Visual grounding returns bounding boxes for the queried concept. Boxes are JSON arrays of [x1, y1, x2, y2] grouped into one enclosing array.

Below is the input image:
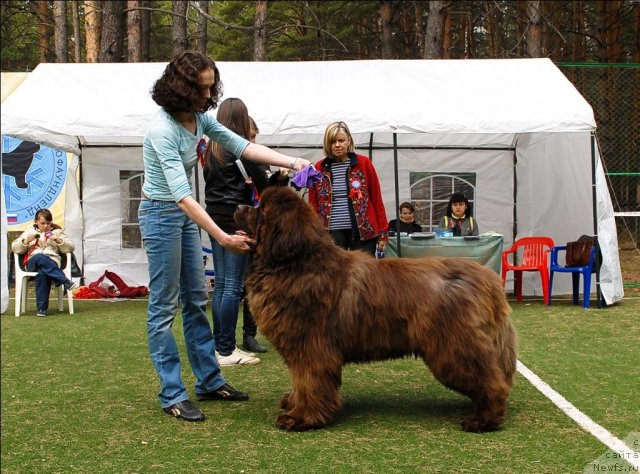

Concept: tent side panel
[[82, 147, 148, 285]]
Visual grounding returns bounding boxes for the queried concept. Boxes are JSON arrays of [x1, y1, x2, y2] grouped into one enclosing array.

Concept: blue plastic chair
[[549, 245, 596, 308]]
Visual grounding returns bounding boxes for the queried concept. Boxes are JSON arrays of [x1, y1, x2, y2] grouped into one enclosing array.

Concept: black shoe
[[63, 280, 78, 291], [242, 335, 268, 353], [196, 383, 249, 401], [162, 400, 205, 422]]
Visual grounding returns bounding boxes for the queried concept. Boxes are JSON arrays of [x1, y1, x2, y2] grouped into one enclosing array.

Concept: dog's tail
[[494, 298, 517, 387]]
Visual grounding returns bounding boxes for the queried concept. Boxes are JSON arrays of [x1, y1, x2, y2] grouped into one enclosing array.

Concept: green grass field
[[2, 296, 638, 473]]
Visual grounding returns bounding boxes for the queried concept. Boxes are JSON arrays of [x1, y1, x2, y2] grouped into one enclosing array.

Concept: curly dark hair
[[151, 51, 223, 113]]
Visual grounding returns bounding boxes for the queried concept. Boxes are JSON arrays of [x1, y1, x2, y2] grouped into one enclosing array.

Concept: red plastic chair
[[501, 236, 555, 304]]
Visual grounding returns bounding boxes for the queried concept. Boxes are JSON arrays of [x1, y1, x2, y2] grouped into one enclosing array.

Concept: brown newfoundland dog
[[235, 186, 516, 432]]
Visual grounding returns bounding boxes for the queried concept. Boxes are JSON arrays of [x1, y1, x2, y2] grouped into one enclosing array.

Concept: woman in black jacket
[[388, 202, 423, 235], [203, 98, 269, 367]]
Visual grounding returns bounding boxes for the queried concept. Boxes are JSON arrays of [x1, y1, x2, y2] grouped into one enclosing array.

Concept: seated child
[[12, 208, 76, 316]]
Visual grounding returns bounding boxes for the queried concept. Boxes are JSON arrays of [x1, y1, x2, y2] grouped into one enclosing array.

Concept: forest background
[[1, 0, 638, 261]]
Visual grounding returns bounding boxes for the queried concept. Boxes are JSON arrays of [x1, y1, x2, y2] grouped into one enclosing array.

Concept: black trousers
[[242, 298, 257, 337], [329, 229, 377, 256]]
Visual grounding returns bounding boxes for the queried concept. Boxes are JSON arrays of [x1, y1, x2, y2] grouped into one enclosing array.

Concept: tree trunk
[[456, 4, 466, 58], [141, 0, 150, 61], [99, 0, 125, 62], [595, 0, 608, 62], [71, 0, 82, 62], [172, 1, 189, 56], [465, 1, 475, 58], [84, 0, 101, 63], [53, 0, 69, 63], [486, 0, 497, 58], [380, 1, 393, 59], [525, 0, 542, 57], [516, 0, 527, 57], [424, 0, 445, 59], [127, 0, 142, 62], [400, 4, 414, 57], [635, 1, 640, 63], [34, 1, 54, 63], [414, 1, 425, 58], [254, 0, 268, 61], [606, 0, 624, 62], [196, 0, 209, 54], [442, 5, 451, 59]]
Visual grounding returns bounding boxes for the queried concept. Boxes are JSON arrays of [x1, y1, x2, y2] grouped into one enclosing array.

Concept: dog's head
[[234, 186, 332, 265]]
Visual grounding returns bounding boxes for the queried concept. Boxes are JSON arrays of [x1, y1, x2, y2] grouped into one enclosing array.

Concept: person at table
[[388, 202, 423, 235], [438, 193, 479, 236]]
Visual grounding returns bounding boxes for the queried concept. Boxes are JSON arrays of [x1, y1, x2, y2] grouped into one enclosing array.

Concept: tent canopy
[[0, 58, 623, 304], [1, 58, 596, 152]]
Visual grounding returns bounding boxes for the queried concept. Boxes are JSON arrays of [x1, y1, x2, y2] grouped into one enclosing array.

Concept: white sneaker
[[215, 347, 255, 357], [235, 347, 256, 357], [217, 348, 261, 366]]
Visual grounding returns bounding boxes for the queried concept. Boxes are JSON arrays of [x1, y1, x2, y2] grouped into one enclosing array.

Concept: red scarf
[[23, 236, 39, 267]]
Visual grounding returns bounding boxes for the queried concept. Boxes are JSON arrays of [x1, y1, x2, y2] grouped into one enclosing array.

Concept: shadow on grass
[[338, 391, 471, 426]]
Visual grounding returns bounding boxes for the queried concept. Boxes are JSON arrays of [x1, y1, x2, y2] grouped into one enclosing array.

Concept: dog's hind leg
[[275, 363, 343, 431], [460, 376, 510, 432], [425, 353, 511, 432]]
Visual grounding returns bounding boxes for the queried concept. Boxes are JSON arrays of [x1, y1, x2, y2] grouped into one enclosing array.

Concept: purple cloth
[[291, 165, 322, 190]]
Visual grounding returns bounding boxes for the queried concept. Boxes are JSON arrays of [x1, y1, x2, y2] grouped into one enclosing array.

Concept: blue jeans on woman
[[26, 253, 70, 314], [210, 236, 249, 356], [138, 199, 227, 408]]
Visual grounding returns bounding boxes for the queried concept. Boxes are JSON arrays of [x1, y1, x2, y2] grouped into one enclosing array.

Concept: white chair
[[13, 252, 75, 317]]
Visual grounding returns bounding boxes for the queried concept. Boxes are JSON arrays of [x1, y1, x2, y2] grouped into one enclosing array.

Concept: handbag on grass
[[88, 270, 149, 298], [565, 235, 595, 267]]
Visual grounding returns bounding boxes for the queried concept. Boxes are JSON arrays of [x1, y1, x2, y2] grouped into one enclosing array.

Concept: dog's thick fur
[[235, 186, 517, 432]]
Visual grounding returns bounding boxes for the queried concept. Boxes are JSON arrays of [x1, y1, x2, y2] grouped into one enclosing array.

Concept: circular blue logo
[[2, 136, 67, 224]]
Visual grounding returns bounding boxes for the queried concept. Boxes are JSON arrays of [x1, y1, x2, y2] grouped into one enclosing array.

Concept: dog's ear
[[258, 187, 321, 264]]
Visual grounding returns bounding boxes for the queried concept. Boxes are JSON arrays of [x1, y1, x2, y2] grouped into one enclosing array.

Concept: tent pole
[[512, 149, 518, 250], [393, 133, 401, 258], [591, 132, 603, 308], [77, 145, 85, 286]]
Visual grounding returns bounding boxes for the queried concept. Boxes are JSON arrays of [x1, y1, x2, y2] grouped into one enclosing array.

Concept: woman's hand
[[290, 158, 311, 171], [221, 233, 253, 254]]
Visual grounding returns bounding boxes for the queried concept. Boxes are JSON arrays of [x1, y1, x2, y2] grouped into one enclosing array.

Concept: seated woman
[[11, 208, 76, 317], [438, 193, 479, 236], [388, 202, 423, 234]]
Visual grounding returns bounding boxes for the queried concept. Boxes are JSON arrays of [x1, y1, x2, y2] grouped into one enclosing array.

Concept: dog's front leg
[[275, 363, 343, 431], [279, 391, 294, 410]]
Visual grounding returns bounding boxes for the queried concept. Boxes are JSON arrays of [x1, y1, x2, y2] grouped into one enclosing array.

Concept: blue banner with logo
[[2, 136, 68, 228]]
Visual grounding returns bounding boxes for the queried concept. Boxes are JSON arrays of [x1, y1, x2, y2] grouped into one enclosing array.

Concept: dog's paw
[[276, 413, 311, 431], [279, 392, 294, 410], [461, 416, 501, 433]]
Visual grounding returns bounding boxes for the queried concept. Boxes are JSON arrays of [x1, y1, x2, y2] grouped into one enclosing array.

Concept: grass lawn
[[2, 296, 638, 473]]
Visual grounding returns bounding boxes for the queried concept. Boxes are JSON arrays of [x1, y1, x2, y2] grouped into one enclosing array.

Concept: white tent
[[1, 72, 30, 313], [1, 58, 623, 304]]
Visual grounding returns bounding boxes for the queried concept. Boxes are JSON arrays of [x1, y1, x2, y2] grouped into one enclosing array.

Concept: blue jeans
[[26, 253, 69, 313], [210, 236, 248, 356], [138, 199, 226, 408]]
